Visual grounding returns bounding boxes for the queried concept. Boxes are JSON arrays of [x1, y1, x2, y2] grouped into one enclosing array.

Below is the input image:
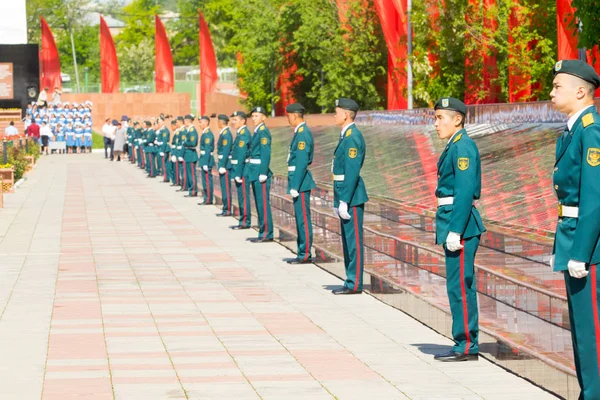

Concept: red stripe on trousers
[[353, 207, 361, 291], [591, 265, 600, 374], [191, 166, 196, 195], [460, 239, 471, 354], [262, 181, 268, 238], [205, 170, 211, 202], [242, 178, 247, 226], [301, 192, 309, 261], [225, 171, 231, 211]]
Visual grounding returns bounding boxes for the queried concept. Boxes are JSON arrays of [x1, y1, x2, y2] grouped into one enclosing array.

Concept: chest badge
[[222, 139, 227, 145], [205, 138, 210, 143], [261, 137, 268, 145], [298, 141, 306, 150], [239, 140, 245, 148], [457, 157, 469, 170], [587, 148, 600, 166], [348, 148, 357, 158]]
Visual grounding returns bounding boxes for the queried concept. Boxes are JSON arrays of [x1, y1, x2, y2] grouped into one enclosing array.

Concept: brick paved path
[[0, 155, 557, 399]]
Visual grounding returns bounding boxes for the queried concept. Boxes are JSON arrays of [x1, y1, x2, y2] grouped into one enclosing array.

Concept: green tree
[[572, 0, 600, 52], [56, 25, 100, 83], [117, 37, 155, 83], [117, 0, 161, 48]]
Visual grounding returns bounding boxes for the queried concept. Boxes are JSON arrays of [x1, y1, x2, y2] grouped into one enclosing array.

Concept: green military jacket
[[157, 126, 170, 154], [553, 106, 600, 271], [144, 129, 157, 153], [171, 127, 181, 158], [182, 125, 198, 162], [199, 128, 215, 168], [217, 127, 233, 170], [287, 122, 316, 194], [134, 128, 144, 148], [434, 129, 486, 245], [245, 122, 272, 182], [332, 123, 369, 207], [127, 127, 134, 145], [231, 126, 251, 179]]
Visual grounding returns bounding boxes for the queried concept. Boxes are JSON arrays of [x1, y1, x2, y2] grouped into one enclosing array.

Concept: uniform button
[[559, 219, 563, 223], [554, 167, 558, 172], [554, 185, 559, 190]]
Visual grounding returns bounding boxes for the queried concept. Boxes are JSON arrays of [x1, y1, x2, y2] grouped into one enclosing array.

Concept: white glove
[[171, 155, 177, 162], [334, 208, 339, 217], [219, 167, 226, 174], [338, 201, 351, 220], [234, 176, 242, 183], [202, 165, 208, 172], [549, 255, 555, 269], [290, 189, 299, 198], [159, 152, 164, 156], [259, 174, 267, 183], [178, 157, 183, 162], [568, 260, 588, 279], [445, 232, 464, 252]]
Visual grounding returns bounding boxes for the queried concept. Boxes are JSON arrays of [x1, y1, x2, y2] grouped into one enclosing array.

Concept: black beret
[[250, 106, 267, 115], [218, 114, 229, 122], [184, 114, 195, 121], [200, 115, 210, 122], [335, 98, 359, 112], [231, 110, 247, 119], [176, 116, 184, 122], [553, 59, 600, 89], [170, 120, 177, 125], [434, 97, 467, 116], [134, 121, 140, 126], [285, 103, 305, 113]]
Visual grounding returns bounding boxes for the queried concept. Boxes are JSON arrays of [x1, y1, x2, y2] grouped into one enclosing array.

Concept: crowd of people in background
[[22, 98, 94, 155]]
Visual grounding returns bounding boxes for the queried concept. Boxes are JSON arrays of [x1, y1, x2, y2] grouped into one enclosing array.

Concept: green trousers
[[180, 161, 187, 189], [186, 161, 197, 195], [341, 204, 365, 291], [145, 152, 155, 177], [219, 170, 232, 214], [252, 178, 273, 240], [444, 236, 480, 355], [201, 168, 214, 204], [137, 147, 143, 168], [293, 191, 312, 260], [235, 177, 251, 228], [155, 153, 162, 176], [565, 266, 600, 400], [129, 145, 135, 163]]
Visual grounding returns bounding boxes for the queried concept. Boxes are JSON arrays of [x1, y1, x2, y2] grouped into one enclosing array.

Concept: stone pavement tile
[[41, 378, 113, 400], [184, 381, 260, 399], [250, 380, 333, 400], [113, 383, 186, 400], [322, 380, 410, 400]]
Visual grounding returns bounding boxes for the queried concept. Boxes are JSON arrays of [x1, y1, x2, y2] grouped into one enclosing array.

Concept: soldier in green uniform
[[198, 115, 215, 205], [216, 114, 233, 217], [285, 103, 316, 263], [153, 120, 162, 177], [172, 116, 184, 187], [331, 98, 368, 295], [144, 121, 157, 177], [432, 97, 485, 362], [167, 119, 177, 184], [549, 59, 600, 399], [134, 121, 144, 169], [156, 118, 171, 183], [127, 121, 135, 163], [247, 106, 274, 242], [229, 111, 252, 230], [182, 115, 199, 197]]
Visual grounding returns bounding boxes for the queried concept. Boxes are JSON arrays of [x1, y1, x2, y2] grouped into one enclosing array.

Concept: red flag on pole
[[100, 15, 120, 93], [198, 11, 218, 116], [373, 0, 407, 109], [587, 47, 600, 97], [40, 16, 61, 92], [155, 15, 174, 93], [556, 0, 579, 59]]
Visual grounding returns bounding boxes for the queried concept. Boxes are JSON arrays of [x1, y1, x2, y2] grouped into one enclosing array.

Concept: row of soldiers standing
[[124, 99, 368, 296]]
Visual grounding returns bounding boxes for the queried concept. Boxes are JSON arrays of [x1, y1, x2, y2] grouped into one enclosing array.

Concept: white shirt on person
[[40, 125, 52, 137], [4, 125, 18, 135]]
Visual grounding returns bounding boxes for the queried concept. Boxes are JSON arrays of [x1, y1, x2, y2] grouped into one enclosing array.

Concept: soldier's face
[[334, 107, 348, 126], [550, 74, 583, 115], [434, 110, 461, 140], [251, 112, 265, 126], [199, 119, 209, 130]]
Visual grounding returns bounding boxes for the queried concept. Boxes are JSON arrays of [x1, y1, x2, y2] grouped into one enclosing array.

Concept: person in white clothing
[[4, 121, 18, 136]]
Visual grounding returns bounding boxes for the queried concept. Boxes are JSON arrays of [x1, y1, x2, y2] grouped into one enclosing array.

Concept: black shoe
[[287, 258, 313, 264], [184, 194, 197, 197], [198, 202, 207, 206], [433, 350, 479, 362], [170, 184, 178, 187], [247, 237, 259, 242], [332, 287, 362, 295], [230, 226, 250, 230], [176, 189, 186, 192], [252, 238, 274, 243]]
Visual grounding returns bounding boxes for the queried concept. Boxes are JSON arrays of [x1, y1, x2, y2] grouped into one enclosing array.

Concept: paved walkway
[[0, 154, 557, 400]]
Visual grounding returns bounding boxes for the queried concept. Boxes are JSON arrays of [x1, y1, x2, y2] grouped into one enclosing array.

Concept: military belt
[[288, 166, 296, 172], [558, 204, 578, 218], [437, 197, 477, 207], [218, 155, 224, 159], [148, 143, 154, 146], [249, 159, 261, 164], [333, 174, 345, 181], [231, 160, 239, 165], [200, 151, 206, 155]]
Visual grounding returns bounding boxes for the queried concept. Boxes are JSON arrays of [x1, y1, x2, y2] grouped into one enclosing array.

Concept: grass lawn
[[92, 132, 104, 149]]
